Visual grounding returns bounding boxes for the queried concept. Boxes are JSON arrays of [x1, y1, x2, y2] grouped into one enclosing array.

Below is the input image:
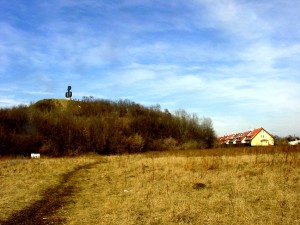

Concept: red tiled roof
[[236, 131, 250, 142], [244, 128, 262, 141], [218, 127, 263, 144]]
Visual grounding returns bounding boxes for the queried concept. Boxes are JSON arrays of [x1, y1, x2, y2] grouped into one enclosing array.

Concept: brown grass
[[0, 156, 96, 222], [0, 146, 299, 224]]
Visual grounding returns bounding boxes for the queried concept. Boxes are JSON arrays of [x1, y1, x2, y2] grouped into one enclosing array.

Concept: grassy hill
[[0, 98, 216, 156], [34, 98, 72, 109]]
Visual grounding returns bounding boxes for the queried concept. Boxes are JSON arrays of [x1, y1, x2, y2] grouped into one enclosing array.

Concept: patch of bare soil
[[1, 161, 100, 225]]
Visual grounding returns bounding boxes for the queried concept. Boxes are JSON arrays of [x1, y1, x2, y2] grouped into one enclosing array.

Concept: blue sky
[[1, 0, 300, 137]]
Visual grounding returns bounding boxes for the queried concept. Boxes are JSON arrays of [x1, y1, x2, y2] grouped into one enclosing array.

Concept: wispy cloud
[[198, 0, 272, 39], [0, 0, 299, 136]]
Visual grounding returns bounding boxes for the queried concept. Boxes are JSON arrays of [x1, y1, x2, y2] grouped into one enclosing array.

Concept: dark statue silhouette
[[65, 86, 72, 99]]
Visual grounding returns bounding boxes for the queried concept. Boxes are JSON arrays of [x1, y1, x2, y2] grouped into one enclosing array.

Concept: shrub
[[126, 134, 145, 153]]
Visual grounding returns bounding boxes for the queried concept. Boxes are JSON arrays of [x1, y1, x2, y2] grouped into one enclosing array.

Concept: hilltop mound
[[0, 98, 216, 156], [33, 99, 74, 111]]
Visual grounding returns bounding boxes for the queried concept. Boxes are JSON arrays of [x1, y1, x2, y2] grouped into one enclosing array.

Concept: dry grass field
[[0, 146, 299, 225]]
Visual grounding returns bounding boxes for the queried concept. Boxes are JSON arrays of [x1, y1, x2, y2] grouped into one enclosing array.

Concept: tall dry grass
[[1, 146, 299, 224], [62, 147, 299, 225], [0, 156, 96, 222]]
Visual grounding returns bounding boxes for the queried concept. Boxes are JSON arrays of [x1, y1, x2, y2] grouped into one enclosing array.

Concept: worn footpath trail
[[1, 161, 101, 225]]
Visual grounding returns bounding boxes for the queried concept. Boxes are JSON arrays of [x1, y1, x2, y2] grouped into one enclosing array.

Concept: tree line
[[273, 135, 300, 145], [0, 98, 216, 156]]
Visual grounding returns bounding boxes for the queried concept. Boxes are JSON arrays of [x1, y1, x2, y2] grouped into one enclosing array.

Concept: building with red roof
[[218, 127, 274, 146]]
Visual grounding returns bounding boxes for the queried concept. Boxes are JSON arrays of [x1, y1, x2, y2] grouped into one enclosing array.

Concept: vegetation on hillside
[[0, 98, 216, 156]]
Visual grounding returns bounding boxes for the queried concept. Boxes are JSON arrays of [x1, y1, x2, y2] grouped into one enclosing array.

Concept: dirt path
[[2, 161, 100, 225]]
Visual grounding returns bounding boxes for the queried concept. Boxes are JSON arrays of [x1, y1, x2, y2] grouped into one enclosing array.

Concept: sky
[[1, 0, 300, 137]]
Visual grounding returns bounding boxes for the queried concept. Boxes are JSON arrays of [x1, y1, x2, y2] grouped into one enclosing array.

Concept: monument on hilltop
[[65, 86, 72, 100]]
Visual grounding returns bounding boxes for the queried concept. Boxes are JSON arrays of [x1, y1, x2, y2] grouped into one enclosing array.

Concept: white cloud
[[0, 0, 299, 136], [193, 0, 272, 40], [240, 43, 300, 69], [0, 96, 27, 108]]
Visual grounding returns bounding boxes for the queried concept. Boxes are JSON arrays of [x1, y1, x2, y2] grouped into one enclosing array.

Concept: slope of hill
[[0, 98, 216, 156], [34, 99, 72, 110]]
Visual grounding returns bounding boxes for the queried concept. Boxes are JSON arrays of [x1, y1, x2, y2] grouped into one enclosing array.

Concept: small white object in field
[[123, 189, 129, 192], [288, 140, 300, 145], [31, 153, 40, 158]]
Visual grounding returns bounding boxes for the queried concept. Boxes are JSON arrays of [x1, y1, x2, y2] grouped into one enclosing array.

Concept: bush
[[180, 140, 199, 150], [126, 134, 145, 153], [162, 137, 178, 150]]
